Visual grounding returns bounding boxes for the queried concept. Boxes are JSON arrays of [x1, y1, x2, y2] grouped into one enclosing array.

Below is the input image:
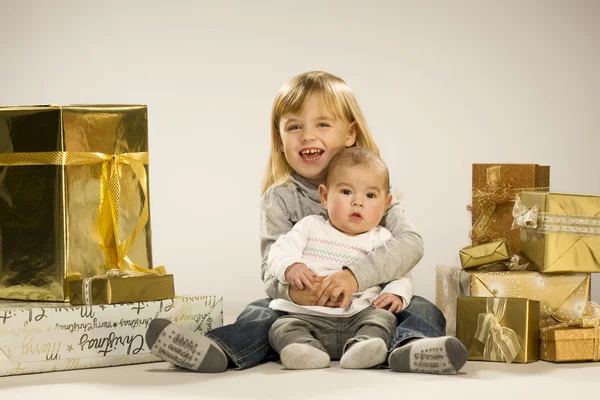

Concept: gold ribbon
[[476, 254, 529, 272], [544, 301, 600, 361], [474, 297, 522, 363], [468, 166, 517, 244], [0, 151, 165, 276]]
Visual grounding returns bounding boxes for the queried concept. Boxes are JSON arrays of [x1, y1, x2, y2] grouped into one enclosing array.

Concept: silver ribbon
[[81, 268, 139, 305], [512, 197, 600, 236]]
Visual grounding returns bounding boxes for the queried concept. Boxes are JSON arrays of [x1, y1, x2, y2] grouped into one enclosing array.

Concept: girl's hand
[[289, 277, 340, 306], [315, 269, 358, 308], [372, 293, 404, 313], [285, 262, 317, 290]]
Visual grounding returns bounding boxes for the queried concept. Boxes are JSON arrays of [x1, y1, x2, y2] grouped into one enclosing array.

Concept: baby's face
[[320, 165, 391, 236]]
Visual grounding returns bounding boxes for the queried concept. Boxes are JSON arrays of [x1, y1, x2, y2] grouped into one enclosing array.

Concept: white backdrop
[[1, 0, 598, 322]]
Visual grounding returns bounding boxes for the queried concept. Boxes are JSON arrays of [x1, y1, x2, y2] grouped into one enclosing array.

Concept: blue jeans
[[204, 295, 446, 370]]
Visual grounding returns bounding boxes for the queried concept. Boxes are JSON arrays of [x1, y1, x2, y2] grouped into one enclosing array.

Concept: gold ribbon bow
[[0, 151, 165, 276], [468, 166, 518, 244], [511, 197, 539, 229], [474, 298, 522, 363]]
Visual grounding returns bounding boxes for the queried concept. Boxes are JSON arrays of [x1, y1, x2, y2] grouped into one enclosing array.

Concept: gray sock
[[340, 338, 388, 369], [388, 336, 467, 374], [280, 343, 330, 370], [146, 318, 228, 373]]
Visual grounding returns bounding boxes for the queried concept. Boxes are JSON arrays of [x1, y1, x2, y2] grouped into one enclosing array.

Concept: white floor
[[1, 360, 599, 400]]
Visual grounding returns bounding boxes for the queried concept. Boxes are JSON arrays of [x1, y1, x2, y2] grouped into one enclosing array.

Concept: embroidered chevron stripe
[[303, 251, 363, 264], [306, 237, 369, 254], [302, 247, 360, 261]]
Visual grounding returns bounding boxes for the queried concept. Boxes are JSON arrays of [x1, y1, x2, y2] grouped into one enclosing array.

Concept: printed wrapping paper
[[516, 191, 600, 273], [456, 297, 539, 363], [69, 273, 175, 305], [470, 163, 550, 255], [435, 265, 471, 336], [469, 271, 591, 325], [459, 239, 510, 269], [0, 295, 222, 377], [0, 105, 158, 302]]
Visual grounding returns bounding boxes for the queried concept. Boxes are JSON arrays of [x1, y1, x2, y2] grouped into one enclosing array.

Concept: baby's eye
[[366, 193, 376, 199], [342, 189, 352, 195]]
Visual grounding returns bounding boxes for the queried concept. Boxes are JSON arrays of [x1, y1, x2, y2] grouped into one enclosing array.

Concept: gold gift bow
[[542, 301, 600, 361], [0, 151, 165, 276], [82, 268, 147, 305], [468, 166, 548, 243], [474, 297, 522, 363], [512, 197, 600, 236]]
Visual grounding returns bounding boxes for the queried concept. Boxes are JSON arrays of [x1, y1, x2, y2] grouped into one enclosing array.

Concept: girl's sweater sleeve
[[259, 187, 295, 301], [345, 197, 424, 291]]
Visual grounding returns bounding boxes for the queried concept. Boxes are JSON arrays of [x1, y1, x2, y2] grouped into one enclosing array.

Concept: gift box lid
[[542, 326, 598, 341]]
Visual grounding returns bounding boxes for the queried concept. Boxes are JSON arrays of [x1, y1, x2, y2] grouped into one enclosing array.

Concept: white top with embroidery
[[268, 215, 413, 317]]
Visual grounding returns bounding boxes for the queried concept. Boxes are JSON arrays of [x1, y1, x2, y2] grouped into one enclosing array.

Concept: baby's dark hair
[[325, 147, 390, 191]]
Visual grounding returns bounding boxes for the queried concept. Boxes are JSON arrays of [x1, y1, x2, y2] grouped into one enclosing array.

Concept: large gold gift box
[[517, 191, 600, 273], [0, 105, 156, 301], [457, 297, 539, 363], [459, 239, 510, 269], [69, 273, 175, 305], [540, 326, 599, 362], [471, 163, 549, 254], [470, 271, 591, 324]]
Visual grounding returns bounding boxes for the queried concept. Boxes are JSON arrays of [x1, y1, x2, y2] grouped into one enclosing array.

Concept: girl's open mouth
[[299, 148, 324, 163]]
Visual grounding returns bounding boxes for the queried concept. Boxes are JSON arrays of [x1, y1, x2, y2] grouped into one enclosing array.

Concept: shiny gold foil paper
[[518, 191, 600, 273], [456, 297, 539, 363], [459, 239, 510, 269], [470, 271, 591, 325], [470, 164, 550, 254], [69, 274, 174, 305], [435, 265, 472, 336], [540, 326, 599, 362], [0, 105, 154, 301]]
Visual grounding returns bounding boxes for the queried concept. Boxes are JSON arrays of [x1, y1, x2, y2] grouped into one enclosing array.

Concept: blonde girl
[[145, 71, 466, 374]]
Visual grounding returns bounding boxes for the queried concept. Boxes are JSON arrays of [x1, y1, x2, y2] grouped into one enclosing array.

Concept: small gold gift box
[[456, 297, 539, 363], [539, 301, 600, 362], [459, 239, 511, 269], [69, 270, 175, 305]]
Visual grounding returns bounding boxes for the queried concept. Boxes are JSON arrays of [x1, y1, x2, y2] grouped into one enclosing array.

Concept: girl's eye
[[287, 125, 301, 131], [317, 123, 330, 128], [366, 193, 376, 199], [342, 189, 352, 195]]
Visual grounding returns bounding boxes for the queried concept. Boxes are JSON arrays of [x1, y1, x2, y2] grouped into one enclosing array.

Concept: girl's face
[[278, 94, 357, 185]]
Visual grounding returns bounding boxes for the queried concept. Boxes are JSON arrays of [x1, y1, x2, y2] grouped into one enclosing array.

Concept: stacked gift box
[[436, 163, 600, 364], [0, 105, 222, 376]]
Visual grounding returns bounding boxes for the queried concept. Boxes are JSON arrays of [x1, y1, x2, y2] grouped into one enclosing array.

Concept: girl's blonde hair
[[261, 71, 380, 194]]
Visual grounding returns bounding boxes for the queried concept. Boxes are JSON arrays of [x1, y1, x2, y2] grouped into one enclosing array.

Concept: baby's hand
[[284, 263, 317, 290], [372, 293, 404, 313]]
